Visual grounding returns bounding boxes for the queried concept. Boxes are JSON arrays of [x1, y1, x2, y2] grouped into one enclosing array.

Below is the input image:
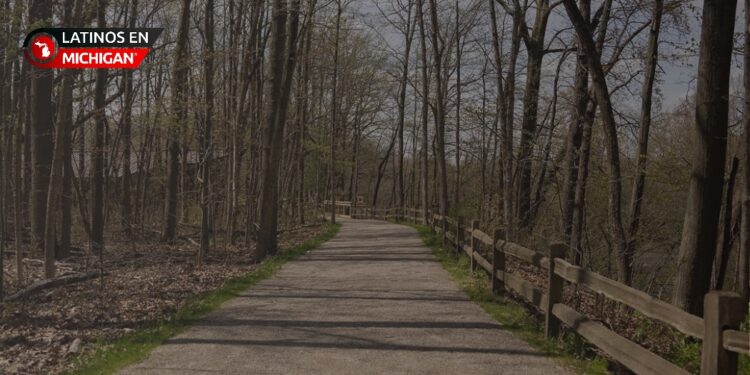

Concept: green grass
[[408, 223, 610, 375], [67, 223, 341, 375]]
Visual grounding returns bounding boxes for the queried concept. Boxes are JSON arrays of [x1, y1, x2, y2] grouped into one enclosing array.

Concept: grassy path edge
[[407, 223, 610, 375], [68, 223, 341, 375]]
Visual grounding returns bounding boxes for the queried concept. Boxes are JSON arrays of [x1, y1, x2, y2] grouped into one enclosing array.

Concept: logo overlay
[[24, 28, 162, 69]]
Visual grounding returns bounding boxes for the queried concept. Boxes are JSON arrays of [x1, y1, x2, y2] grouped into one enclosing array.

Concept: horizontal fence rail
[[358, 207, 750, 375]]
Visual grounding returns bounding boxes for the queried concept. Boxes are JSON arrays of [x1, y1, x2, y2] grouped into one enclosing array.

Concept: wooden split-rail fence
[[352, 207, 750, 375]]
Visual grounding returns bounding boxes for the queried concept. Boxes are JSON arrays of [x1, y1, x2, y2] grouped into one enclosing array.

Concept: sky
[[349, 0, 746, 111]]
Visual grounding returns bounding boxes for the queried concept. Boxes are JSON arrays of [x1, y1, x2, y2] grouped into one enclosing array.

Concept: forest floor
[[0, 222, 328, 375]]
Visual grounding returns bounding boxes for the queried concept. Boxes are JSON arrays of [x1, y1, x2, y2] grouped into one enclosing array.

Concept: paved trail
[[121, 219, 568, 374]]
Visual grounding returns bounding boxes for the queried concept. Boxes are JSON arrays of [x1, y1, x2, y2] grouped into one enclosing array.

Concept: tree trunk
[[43, 0, 77, 273], [29, 0, 54, 253], [428, 0, 448, 217], [517, 0, 551, 231], [397, 1, 414, 212], [625, 0, 663, 262], [163, 0, 191, 243], [714, 157, 738, 290], [417, 0, 429, 223], [329, 1, 342, 224], [453, 0, 461, 210], [672, 0, 738, 315], [563, 0, 630, 284], [121, 0, 138, 234], [200, 0, 215, 263], [560, 11, 588, 249], [741, 0, 750, 304], [91, 0, 108, 256], [258, 0, 300, 257]]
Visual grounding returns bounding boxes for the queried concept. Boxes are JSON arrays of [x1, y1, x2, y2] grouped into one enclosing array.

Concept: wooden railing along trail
[[354, 207, 750, 375]]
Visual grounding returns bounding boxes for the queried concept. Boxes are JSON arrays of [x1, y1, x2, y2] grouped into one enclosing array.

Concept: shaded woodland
[[0, 0, 749, 373]]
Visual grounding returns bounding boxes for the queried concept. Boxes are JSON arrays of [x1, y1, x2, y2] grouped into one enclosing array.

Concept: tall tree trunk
[[329, 1, 342, 224], [298, 4, 315, 225], [0, 1, 6, 298], [163, 0, 191, 243], [563, 0, 630, 284], [43, 0, 79, 275], [397, 1, 414, 212], [258, 0, 300, 257], [427, 0, 448, 216], [13, 56, 26, 284], [453, 0, 461, 210], [29, 0, 54, 253], [562, 0, 590, 251], [121, 0, 138, 233], [417, 0, 429, 223], [517, 0, 551, 230], [741, 0, 750, 304], [91, 0, 108, 256], [672, 0, 737, 315], [625, 0, 663, 262], [200, 0, 215, 263]]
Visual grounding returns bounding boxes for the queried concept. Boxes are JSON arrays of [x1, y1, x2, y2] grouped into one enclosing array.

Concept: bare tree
[[625, 0, 664, 267], [417, 0, 430, 223], [329, 0, 343, 224], [199, 0, 215, 263], [28, 0, 54, 254], [121, 0, 138, 234], [562, 0, 630, 284], [258, 0, 301, 257], [163, 0, 191, 243], [672, 0, 738, 314], [741, 0, 750, 304], [91, 0, 108, 260], [427, 0, 449, 216]]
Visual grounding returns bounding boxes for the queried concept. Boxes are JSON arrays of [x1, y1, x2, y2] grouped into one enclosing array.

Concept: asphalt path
[[121, 218, 568, 374]]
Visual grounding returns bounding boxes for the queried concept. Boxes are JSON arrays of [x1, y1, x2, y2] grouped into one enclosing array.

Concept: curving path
[[120, 218, 568, 374]]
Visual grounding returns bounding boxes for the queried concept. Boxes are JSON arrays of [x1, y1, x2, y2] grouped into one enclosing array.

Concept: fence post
[[492, 228, 505, 294], [701, 291, 745, 375], [456, 216, 464, 256], [469, 220, 479, 271], [544, 243, 566, 339]]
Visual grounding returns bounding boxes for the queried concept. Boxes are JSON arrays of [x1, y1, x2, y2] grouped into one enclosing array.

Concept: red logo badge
[[27, 33, 57, 64]]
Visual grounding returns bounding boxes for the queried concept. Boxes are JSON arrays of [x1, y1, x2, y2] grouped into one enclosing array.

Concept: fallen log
[[5, 270, 107, 302]]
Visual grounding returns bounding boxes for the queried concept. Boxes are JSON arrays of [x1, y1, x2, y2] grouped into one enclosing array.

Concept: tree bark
[[43, 0, 79, 275], [200, 0, 215, 263], [121, 0, 138, 234], [417, 0, 429, 223], [329, 1, 342, 224], [741, 0, 750, 304], [91, 0, 108, 257], [427, 0, 448, 217], [563, 0, 630, 284], [397, 1, 414, 212], [29, 0, 54, 253], [714, 157, 738, 290], [672, 0, 738, 315], [163, 0, 191, 243], [625, 0, 663, 263], [517, 0, 551, 231], [258, 0, 300, 257], [453, 0, 461, 210]]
